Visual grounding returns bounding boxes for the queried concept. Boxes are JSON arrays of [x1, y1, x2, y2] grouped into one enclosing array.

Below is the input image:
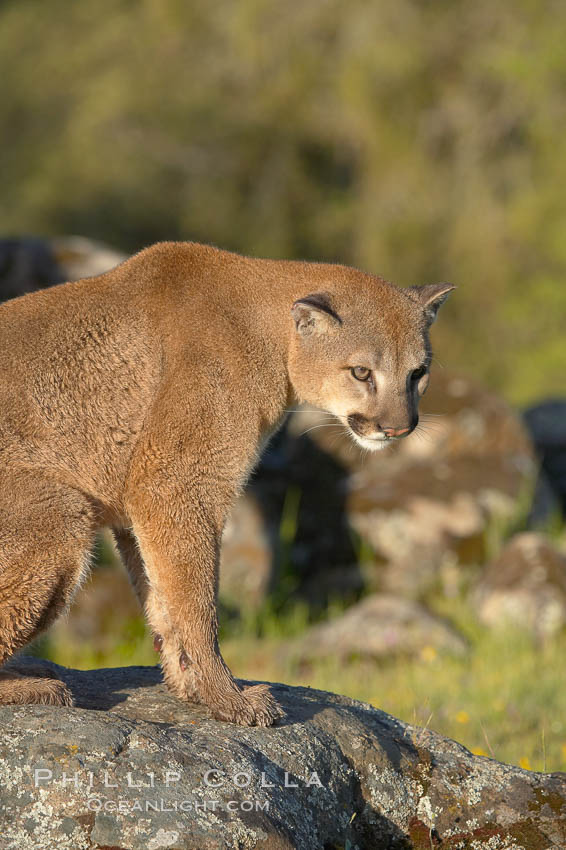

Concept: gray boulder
[[332, 371, 535, 598], [296, 594, 467, 661], [51, 235, 127, 282], [0, 661, 564, 849], [475, 532, 566, 640]]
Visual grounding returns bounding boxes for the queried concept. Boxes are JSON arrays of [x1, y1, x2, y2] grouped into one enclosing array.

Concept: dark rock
[[0, 234, 127, 306], [233, 427, 363, 612], [219, 494, 273, 612], [524, 400, 566, 521], [474, 532, 566, 639], [1, 660, 564, 849], [0, 237, 63, 301]]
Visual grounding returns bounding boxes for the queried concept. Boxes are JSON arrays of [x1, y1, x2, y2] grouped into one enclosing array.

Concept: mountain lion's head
[[288, 275, 454, 451]]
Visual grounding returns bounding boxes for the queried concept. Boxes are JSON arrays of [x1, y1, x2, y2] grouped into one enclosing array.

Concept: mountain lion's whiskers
[[413, 424, 436, 444], [300, 423, 344, 437], [287, 409, 337, 418]]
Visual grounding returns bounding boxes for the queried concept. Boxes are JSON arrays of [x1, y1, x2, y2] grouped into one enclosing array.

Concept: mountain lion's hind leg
[[113, 527, 150, 611], [113, 527, 163, 651], [0, 667, 73, 706], [0, 469, 96, 706]]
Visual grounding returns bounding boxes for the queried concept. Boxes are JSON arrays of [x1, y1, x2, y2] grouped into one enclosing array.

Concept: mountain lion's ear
[[408, 283, 455, 324], [291, 292, 342, 336]]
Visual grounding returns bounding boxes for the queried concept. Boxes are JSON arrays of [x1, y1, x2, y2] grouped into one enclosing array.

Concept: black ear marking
[[406, 282, 455, 324], [291, 292, 342, 335], [294, 292, 343, 324]]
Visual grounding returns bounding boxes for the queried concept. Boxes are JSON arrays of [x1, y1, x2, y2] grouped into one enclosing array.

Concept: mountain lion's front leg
[[125, 439, 284, 726]]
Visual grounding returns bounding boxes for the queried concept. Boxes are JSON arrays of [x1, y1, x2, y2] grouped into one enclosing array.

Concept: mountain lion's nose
[[382, 426, 411, 438]]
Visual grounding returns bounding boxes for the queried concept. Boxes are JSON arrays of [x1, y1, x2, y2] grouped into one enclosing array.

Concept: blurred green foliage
[[1, 0, 566, 402]]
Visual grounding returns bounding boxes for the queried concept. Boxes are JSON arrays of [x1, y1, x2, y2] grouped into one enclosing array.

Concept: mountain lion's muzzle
[[347, 411, 417, 443]]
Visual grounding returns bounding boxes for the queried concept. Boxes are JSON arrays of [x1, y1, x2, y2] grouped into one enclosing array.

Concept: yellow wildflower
[[421, 646, 437, 663]]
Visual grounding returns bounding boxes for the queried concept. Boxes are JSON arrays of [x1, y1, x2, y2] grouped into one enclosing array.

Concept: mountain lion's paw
[[42, 680, 74, 707], [25, 678, 74, 707], [212, 683, 285, 727]]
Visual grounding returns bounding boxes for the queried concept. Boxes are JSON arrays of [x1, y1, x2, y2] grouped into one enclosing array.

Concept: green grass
[[32, 616, 154, 670], [220, 601, 566, 773]]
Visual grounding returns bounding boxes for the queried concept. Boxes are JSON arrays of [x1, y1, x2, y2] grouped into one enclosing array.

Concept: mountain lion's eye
[[351, 366, 371, 382], [412, 365, 427, 381]]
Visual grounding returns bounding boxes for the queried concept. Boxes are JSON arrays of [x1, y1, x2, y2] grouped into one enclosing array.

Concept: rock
[[50, 235, 127, 282], [0, 237, 63, 301], [47, 562, 143, 658], [0, 661, 564, 850], [289, 371, 536, 600], [474, 532, 566, 639], [0, 235, 127, 305], [297, 594, 467, 661], [219, 494, 273, 612], [524, 400, 566, 521], [228, 428, 363, 613]]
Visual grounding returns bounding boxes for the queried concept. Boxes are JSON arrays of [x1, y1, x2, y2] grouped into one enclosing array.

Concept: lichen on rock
[[0, 661, 564, 849]]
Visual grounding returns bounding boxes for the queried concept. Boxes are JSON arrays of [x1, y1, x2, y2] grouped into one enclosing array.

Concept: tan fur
[[0, 242, 452, 724]]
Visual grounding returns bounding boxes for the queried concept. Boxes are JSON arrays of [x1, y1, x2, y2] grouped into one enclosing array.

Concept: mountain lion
[[0, 241, 453, 725]]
